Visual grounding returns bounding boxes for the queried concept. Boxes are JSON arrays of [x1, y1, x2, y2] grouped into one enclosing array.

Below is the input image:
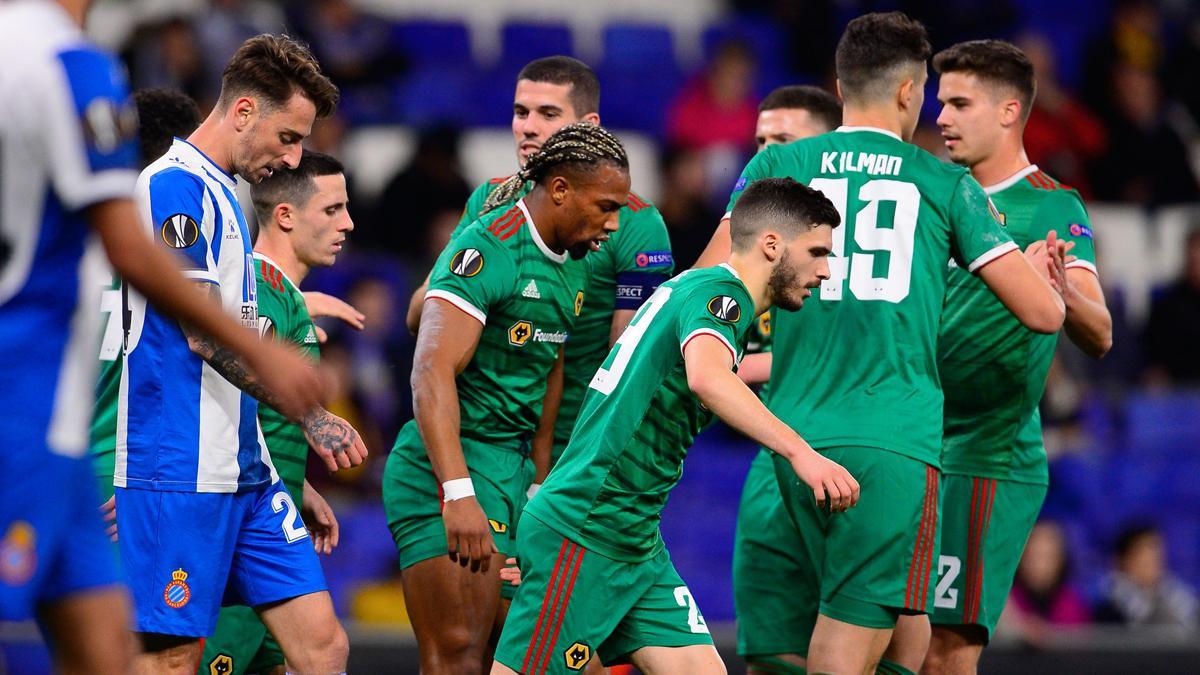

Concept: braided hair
[[482, 122, 629, 213]]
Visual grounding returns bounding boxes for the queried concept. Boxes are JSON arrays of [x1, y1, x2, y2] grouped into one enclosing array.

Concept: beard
[[568, 242, 591, 260], [768, 249, 806, 312]]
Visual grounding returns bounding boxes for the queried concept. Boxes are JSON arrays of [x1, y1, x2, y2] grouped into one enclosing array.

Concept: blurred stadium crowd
[[79, 0, 1200, 639]]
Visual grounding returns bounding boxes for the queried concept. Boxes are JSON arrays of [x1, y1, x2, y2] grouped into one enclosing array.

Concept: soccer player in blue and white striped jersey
[[0, 2, 325, 672], [114, 34, 365, 675]]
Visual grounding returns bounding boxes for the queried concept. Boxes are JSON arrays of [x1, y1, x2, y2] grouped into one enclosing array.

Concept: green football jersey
[[729, 127, 1016, 466], [939, 166, 1096, 484], [254, 253, 320, 501], [89, 275, 124, 484], [427, 199, 592, 443], [452, 177, 675, 457], [526, 264, 755, 562]]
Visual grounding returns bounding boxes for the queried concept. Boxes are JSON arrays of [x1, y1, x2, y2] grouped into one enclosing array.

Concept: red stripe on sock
[[534, 543, 586, 675], [523, 539, 571, 673]]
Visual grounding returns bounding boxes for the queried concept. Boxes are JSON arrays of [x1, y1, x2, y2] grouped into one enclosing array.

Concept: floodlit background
[[5, 0, 1200, 672]]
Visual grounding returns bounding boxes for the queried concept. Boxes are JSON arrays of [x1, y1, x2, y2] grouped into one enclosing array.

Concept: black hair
[[730, 178, 841, 252], [758, 85, 843, 132], [934, 40, 1037, 121], [483, 122, 627, 212], [835, 12, 932, 104], [251, 150, 345, 224], [133, 88, 200, 167], [516, 56, 601, 116]]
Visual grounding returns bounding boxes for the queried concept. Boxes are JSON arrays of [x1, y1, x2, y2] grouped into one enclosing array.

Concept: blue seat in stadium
[[1124, 391, 1200, 456], [602, 23, 677, 72], [392, 65, 476, 126], [391, 20, 474, 68], [500, 22, 574, 68], [597, 23, 682, 134]]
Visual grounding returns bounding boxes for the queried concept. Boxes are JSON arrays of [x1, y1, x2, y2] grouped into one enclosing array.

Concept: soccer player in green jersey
[[383, 123, 630, 674], [896, 40, 1110, 675], [729, 85, 844, 675], [195, 150, 357, 675], [712, 13, 1070, 674], [490, 177, 859, 675], [405, 56, 674, 479]]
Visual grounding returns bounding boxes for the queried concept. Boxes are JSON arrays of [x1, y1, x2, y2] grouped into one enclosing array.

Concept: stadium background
[[5, 0, 1200, 672]]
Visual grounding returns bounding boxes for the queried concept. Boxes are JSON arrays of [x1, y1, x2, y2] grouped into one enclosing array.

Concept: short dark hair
[[835, 12, 931, 104], [516, 56, 601, 116], [1114, 522, 1160, 559], [133, 88, 200, 167], [934, 40, 1038, 121], [759, 85, 843, 132], [251, 150, 345, 224], [730, 178, 841, 252], [219, 34, 339, 118]]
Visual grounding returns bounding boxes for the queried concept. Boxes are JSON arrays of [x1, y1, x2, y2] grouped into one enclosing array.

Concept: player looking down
[[383, 122, 630, 674], [491, 177, 858, 675]]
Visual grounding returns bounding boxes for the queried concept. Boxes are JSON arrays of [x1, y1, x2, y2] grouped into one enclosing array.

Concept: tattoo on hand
[[303, 409, 352, 456]]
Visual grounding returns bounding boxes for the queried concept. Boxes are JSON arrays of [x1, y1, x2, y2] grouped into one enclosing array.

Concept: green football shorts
[[197, 605, 283, 675], [383, 421, 533, 598], [773, 447, 942, 640], [930, 473, 1046, 640], [733, 449, 815, 659], [494, 514, 713, 674]]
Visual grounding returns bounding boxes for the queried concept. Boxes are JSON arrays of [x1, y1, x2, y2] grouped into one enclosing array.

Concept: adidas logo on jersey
[[522, 280, 541, 299]]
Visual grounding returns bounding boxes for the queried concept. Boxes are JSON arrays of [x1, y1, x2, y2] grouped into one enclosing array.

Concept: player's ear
[[232, 97, 256, 132], [761, 230, 782, 262], [273, 203, 294, 232], [898, 78, 915, 111], [549, 175, 570, 206], [1000, 98, 1021, 127], [582, 112, 600, 126]]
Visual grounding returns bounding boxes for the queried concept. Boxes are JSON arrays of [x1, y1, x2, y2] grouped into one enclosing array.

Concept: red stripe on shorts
[[971, 479, 997, 623], [532, 543, 585, 675], [906, 466, 937, 608], [523, 539, 571, 673], [917, 467, 940, 610]]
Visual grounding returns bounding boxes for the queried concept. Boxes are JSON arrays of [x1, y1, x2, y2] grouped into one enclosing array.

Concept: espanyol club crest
[[0, 521, 37, 586], [707, 295, 741, 323], [163, 568, 192, 608], [450, 248, 484, 277]]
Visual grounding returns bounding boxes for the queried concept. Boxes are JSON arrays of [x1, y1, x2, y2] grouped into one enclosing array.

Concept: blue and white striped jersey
[[0, 0, 139, 467], [116, 138, 277, 493]]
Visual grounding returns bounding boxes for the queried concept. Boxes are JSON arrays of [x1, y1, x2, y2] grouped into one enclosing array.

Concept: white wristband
[[442, 478, 475, 502], [526, 482, 542, 499]]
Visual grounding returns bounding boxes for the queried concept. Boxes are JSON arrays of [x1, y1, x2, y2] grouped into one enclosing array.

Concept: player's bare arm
[[683, 334, 859, 512], [302, 480, 340, 555], [609, 308, 637, 346], [180, 282, 367, 471], [975, 239, 1066, 334], [411, 297, 497, 573], [693, 216, 733, 269], [736, 352, 772, 385], [90, 199, 323, 421], [1061, 266, 1112, 358], [303, 290, 365, 343], [531, 347, 565, 484]]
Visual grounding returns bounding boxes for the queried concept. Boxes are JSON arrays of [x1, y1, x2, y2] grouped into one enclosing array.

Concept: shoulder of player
[[253, 254, 295, 299], [142, 163, 209, 203]]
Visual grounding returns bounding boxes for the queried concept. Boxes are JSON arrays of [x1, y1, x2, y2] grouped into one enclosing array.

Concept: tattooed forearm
[[302, 409, 354, 456], [182, 323, 282, 410]]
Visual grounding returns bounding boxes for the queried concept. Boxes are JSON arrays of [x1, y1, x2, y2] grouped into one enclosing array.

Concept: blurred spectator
[[656, 146, 723, 270], [293, 0, 406, 90], [666, 40, 759, 152], [341, 276, 411, 443], [1088, 63, 1199, 205], [193, 0, 285, 103], [1018, 33, 1107, 199], [1095, 523, 1199, 628], [369, 126, 471, 261], [308, 337, 381, 495], [1142, 228, 1200, 386], [1082, 0, 1166, 121], [1006, 520, 1092, 634], [125, 18, 207, 105]]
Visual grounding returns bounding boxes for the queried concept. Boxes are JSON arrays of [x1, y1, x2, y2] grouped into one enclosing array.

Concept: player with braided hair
[[383, 122, 631, 674]]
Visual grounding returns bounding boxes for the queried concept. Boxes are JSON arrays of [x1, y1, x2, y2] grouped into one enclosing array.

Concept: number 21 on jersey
[[809, 177, 920, 304]]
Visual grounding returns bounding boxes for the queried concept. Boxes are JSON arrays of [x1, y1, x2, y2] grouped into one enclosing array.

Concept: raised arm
[[683, 334, 858, 512], [410, 297, 495, 572], [974, 235, 1066, 335], [89, 199, 322, 421], [405, 270, 433, 335]]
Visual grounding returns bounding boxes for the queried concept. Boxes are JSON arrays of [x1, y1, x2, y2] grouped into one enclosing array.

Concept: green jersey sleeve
[[725, 146, 782, 214], [947, 174, 1018, 271], [426, 226, 516, 324], [676, 281, 751, 363], [453, 179, 496, 240], [255, 262, 294, 341], [1038, 190, 1098, 276], [613, 196, 674, 310]]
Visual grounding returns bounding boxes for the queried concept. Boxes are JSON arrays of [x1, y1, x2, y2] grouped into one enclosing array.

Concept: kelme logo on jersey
[[574, 290, 584, 316], [163, 568, 192, 609], [509, 320, 532, 347], [208, 654, 234, 675], [0, 521, 37, 586], [564, 642, 592, 671], [450, 248, 484, 277], [160, 213, 200, 248], [707, 295, 741, 323], [1069, 223, 1094, 239]]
